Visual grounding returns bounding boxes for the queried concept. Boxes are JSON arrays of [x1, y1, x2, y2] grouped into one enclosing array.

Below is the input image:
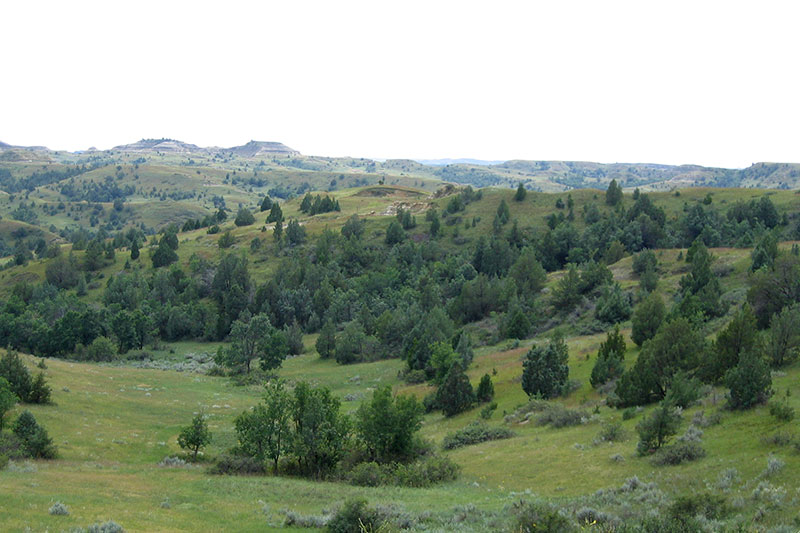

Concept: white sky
[[1, 1, 798, 168]]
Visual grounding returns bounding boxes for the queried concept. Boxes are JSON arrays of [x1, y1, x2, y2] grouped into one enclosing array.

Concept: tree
[[0, 377, 17, 430], [84, 238, 105, 271], [509, 248, 546, 296], [765, 304, 800, 368], [130, 239, 140, 260], [385, 220, 405, 245], [315, 320, 336, 359], [631, 292, 665, 346], [12, 410, 56, 459], [551, 264, 582, 311], [218, 230, 235, 249], [334, 321, 366, 364], [286, 219, 306, 246], [476, 373, 494, 402], [590, 325, 626, 388], [341, 215, 365, 239], [292, 382, 350, 478], [299, 193, 313, 213], [429, 210, 441, 237], [616, 318, 704, 406], [436, 361, 475, 417], [504, 305, 531, 340], [747, 254, 800, 328], [751, 231, 778, 272], [701, 304, 758, 383], [496, 199, 510, 225], [605, 179, 623, 206], [45, 255, 80, 289], [514, 183, 527, 202], [260, 195, 273, 212], [215, 313, 283, 374], [151, 239, 178, 268], [678, 239, 724, 319], [273, 219, 283, 243], [725, 351, 772, 410], [178, 413, 211, 460], [262, 380, 293, 473], [234, 207, 255, 226], [595, 283, 632, 324], [355, 386, 423, 461], [266, 203, 283, 224], [0, 351, 32, 403], [636, 400, 681, 455], [521, 334, 569, 399]]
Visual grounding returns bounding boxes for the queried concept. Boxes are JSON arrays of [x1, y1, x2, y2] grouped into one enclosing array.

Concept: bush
[[326, 499, 382, 533], [12, 410, 56, 459], [49, 502, 69, 516], [511, 500, 575, 533], [476, 373, 494, 402], [595, 422, 625, 444], [480, 402, 497, 420], [441, 421, 514, 450], [86, 521, 124, 533], [768, 401, 795, 422], [725, 352, 772, 409], [650, 442, 706, 466], [158, 456, 188, 467], [535, 404, 588, 429], [669, 493, 729, 521], [346, 461, 384, 487], [392, 455, 460, 487], [209, 454, 266, 475], [84, 336, 117, 362]]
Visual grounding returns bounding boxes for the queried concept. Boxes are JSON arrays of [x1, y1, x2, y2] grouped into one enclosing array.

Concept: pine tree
[[522, 334, 569, 399], [130, 239, 140, 260], [590, 325, 626, 388], [514, 183, 527, 202], [436, 361, 475, 417], [476, 374, 494, 402]]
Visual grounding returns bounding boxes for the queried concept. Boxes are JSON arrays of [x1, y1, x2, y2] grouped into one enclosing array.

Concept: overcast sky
[[2, 1, 798, 168]]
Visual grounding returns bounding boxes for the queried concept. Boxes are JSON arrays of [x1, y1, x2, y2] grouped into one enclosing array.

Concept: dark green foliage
[[616, 318, 704, 406], [266, 202, 283, 223], [768, 400, 795, 422], [27, 372, 51, 404], [260, 195, 273, 212], [286, 219, 306, 246], [234, 207, 255, 226], [129, 240, 139, 260], [272, 219, 283, 243], [12, 410, 56, 459], [512, 500, 574, 533], [209, 454, 266, 475], [748, 254, 800, 328], [636, 400, 681, 455], [751, 231, 778, 271], [151, 239, 178, 268], [677, 239, 724, 319], [578, 260, 612, 294], [292, 382, 350, 478], [334, 321, 366, 364], [669, 493, 729, 522], [442, 420, 514, 450], [496, 199, 510, 225], [701, 305, 758, 383], [639, 266, 659, 293], [765, 304, 800, 367], [504, 306, 531, 340], [522, 334, 569, 399], [605, 179, 623, 206], [590, 325, 626, 388], [385, 220, 405, 245], [178, 413, 211, 460], [436, 361, 474, 417], [595, 283, 632, 324], [551, 264, 582, 312], [631, 292, 665, 346], [725, 351, 772, 409], [0, 351, 32, 403], [84, 336, 116, 362], [285, 321, 304, 355], [355, 386, 423, 462], [45, 254, 80, 289], [234, 380, 292, 473], [340, 214, 365, 239], [325, 499, 382, 533], [403, 307, 454, 375], [476, 373, 494, 402], [514, 182, 527, 201], [315, 320, 336, 359], [0, 377, 17, 430], [632, 249, 658, 274], [215, 313, 286, 373], [663, 371, 701, 409]]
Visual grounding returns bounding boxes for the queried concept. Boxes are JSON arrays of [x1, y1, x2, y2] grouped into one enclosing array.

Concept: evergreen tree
[[605, 179, 623, 206], [725, 351, 772, 410], [476, 373, 494, 402], [234, 207, 255, 226], [267, 203, 283, 224], [13, 410, 56, 459], [514, 183, 527, 202], [300, 193, 313, 213], [521, 334, 569, 399], [286, 219, 306, 245], [436, 361, 475, 417], [273, 219, 283, 243], [551, 264, 582, 311], [260, 195, 273, 212], [590, 325, 626, 388], [385, 220, 405, 245], [636, 400, 681, 455], [151, 239, 178, 268], [315, 319, 336, 359], [496, 199, 510, 225], [701, 304, 758, 383], [0, 377, 17, 430], [130, 239, 140, 260], [631, 292, 665, 346]]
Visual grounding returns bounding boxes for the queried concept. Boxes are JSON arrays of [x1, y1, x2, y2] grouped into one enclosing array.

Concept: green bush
[[12, 410, 56, 459], [392, 455, 460, 488], [511, 500, 575, 533], [669, 493, 729, 521], [346, 461, 384, 487], [441, 421, 514, 450], [326, 499, 382, 533], [208, 454, 266, 475], [535, 405, 588, 429], [768, 401, 795, 422], [650, 442, 706, 466]]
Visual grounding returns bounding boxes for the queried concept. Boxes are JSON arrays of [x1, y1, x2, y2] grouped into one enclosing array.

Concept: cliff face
[[112, 139, 204, 153], [224, 141, 299, 157]]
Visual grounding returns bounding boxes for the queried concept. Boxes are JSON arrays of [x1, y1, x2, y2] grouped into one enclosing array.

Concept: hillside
[[0, 181, 799, 531]]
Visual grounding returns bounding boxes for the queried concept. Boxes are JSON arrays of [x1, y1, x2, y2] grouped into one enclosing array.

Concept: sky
[[1, 1, 798, 168]]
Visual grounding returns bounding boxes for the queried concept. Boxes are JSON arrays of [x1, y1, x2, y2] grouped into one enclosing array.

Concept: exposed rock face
[[224, 140, 299, 157], [112, 139, 205, 153]]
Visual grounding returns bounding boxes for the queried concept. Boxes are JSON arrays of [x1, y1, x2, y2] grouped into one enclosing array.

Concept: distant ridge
[[224, 140, 299, 157], [112, 138, 203, 153], [415, 158, 506, 166]]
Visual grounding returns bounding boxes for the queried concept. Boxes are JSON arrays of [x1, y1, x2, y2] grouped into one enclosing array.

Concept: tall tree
[[522, 334, 569, 399]]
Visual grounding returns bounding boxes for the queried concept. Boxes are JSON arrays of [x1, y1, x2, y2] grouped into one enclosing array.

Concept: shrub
[[535, 404, 588, 429], [12, 410, 56, 459], [595, 422, 625, 444], [441, 421, 514, 450], [284, 511, 329, 528], [761, 456, 785, 478], [158, 456, 188, 468], [768, 401, 795, 422], [178, 413, 211, 460], [86, 521, 124, 533], [84, 336, 117, 362], [511, 500, 575, 533], [326, 499, 382, 533], [476, 373, 494, 402], [209, 454, 266, 475], [650, 442, 706, 466], [669, 493, 729, 521], [663, 371, 702, 409], [480, 402, 497, 420], [522, 335, 569, 399], [636, 401, 681, 455], [725, 351, 772, 409], [392, 455, 460, 487], [49, 502, 69, 516], [346, 461, 384, 487]]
